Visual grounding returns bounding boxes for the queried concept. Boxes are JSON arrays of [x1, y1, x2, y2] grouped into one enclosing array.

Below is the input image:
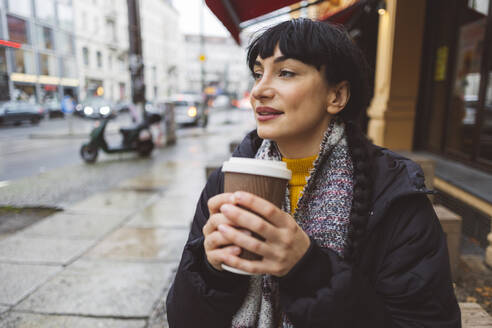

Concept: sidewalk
[[0, 157, 206, 327]]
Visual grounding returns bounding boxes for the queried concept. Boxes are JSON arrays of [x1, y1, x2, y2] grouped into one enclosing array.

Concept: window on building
[[0, 48, 7, 73], [56, 0, 74, 30], [39, 53, 57, 76], [57, 31, 74, 55], [108, 54, 112, 70], [12, 49, 35, 74], [34, 0, 55, 24], [37, 25, 54, 50], [107, 20, 117, 42], [82, 47, 89, 66], [7, 0, 31, 17], [97, 51, 102, 68], [93, 17, 98, 34], [62, 57, 76, 77], [7, 15, 30, 44], [39, 53, 56, 76]]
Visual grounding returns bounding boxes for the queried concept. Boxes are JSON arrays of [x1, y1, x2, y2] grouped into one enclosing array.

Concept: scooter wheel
[[137, 140, 154, 157], [80, 144, 98, 163]]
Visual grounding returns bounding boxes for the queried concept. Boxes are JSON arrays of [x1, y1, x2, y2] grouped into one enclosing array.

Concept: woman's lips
[[256, 107, 283, 122]]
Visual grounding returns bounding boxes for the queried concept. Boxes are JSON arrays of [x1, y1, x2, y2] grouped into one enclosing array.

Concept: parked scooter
[[80, 113, 162, 163]]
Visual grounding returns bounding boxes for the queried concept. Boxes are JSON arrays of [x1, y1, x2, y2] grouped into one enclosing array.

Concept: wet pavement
[[1, 108, 491, 327], [0, 109, 255, 327]]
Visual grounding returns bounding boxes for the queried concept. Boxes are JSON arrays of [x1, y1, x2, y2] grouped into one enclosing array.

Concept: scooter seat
[[119, 127, 135, 134]]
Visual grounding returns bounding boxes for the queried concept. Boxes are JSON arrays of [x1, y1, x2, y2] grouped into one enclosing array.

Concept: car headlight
[[187, 106, 197, 117], [84, 106, 94, 115], [100, 106, 110, 115]]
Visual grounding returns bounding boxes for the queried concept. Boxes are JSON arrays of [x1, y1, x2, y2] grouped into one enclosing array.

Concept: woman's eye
[[279, 70, 296, 77], [252, 72, 263, 80]]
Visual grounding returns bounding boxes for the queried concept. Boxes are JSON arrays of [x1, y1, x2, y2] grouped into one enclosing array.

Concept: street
[[0, 107, 255, 327]]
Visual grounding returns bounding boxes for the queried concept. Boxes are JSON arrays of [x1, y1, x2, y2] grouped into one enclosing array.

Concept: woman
[[166, 18, 461, 327]]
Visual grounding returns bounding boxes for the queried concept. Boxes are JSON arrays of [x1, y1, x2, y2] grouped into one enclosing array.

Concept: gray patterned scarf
[[231, 120, 354, 328]]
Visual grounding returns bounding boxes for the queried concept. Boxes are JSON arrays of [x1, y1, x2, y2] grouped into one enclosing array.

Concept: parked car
[[75, 97, 116, 119], [0, 101, 44, 126], [168, 94, 208, 127], [44, 99, 64, 118]]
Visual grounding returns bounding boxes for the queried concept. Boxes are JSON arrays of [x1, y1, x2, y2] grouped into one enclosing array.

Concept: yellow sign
[[199, 54, 206, 62], [96, 86, 104, 96], [434, 46, 448, 82]]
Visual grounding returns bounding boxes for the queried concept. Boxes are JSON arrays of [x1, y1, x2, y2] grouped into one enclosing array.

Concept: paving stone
[[0, 263, 61, 305], [0, 236, 94, 265], [66, 191, 155, 216], [126, 197, 196, 229], [460, 302, 492, 327], [15, 260, 174, 318], [0, 306, 9, 315], [0, 312, 145, 328], [84, 227, 187, 262], [21, 212, 126, 241]]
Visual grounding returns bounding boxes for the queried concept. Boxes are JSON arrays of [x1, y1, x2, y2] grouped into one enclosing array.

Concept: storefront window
[[12, 49, 35, 74], [39, 53, 57, 76], [57, 0, 74, 30], [37, 25, 54, 50], [57, 31, 74, 55], [478, 48, 492, 161], [7, 15, 30, 44], [35, 0, 55, 24], [40, 84, 58, 103], [446, 8, 488, 157], [7, 0, 32, 17], [13, 84, 36, 103]]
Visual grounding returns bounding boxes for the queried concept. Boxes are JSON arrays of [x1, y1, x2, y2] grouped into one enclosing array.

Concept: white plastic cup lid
[[222, 157, 292, 180]]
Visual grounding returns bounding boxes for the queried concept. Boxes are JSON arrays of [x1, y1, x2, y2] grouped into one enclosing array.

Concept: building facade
[[0, 0, 78, 103], [73, 0, 130, 102], [140, 0, 181, 101], [182, 34, 250, 98], [364, 0, 492, 264]]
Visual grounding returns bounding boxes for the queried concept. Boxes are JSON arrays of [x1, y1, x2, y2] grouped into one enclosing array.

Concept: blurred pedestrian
[[166, 18, 460, 327]]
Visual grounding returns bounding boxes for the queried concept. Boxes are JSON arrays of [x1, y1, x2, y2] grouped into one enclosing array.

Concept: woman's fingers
[[230, 191, 289, 228], [219, 203, 280, 242], [206, 245, 242, 271], [207, 192, 235, 214], [204, 230, 232, 251], [217, 224, 276, 258], [203, 212, 231, 236]]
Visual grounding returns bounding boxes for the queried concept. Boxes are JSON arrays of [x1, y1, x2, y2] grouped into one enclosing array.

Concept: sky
[[171, 0, 229, 37], [171, 0, 291, 39]]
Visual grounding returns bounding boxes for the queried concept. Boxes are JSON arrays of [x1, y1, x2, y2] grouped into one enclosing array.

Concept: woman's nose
[[251, 76, 274, 101]]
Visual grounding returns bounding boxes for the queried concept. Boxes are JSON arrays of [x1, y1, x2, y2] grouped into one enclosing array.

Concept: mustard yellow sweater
[[282, 154, 317, 214]]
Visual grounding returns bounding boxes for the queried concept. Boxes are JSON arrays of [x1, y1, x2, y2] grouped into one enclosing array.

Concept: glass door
[[445, 0, 490, 159]]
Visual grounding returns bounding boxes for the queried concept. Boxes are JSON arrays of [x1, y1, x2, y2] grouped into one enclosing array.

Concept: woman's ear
[[326, 81, 350, 115]]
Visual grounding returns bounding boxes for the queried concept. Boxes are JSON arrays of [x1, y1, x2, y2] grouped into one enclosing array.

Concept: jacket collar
[[232, 130, 429, 235]]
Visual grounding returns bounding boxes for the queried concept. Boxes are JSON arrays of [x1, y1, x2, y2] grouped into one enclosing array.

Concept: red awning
[[205, 0, 300, 44]]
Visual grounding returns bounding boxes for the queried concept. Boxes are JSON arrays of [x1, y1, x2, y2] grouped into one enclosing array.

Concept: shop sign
[[434, 46, 448, 82]]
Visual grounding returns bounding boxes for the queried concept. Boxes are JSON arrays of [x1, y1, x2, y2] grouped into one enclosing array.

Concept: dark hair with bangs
[[247, 18, 369, 123], [247, 18, 373, 262]]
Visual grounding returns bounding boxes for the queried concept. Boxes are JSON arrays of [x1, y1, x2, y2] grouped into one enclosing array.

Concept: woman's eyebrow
[[273, 55, 290, 63]]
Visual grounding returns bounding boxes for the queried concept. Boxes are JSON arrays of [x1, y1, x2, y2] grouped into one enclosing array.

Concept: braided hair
[[246, 18, 373, 262]]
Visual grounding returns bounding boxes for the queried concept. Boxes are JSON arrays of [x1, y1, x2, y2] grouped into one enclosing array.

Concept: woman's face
[[250, 46, 333, 157]]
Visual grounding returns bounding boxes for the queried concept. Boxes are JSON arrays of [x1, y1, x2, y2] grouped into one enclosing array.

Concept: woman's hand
[[217, 191, 311, 277], [202, 193, 243, 271]]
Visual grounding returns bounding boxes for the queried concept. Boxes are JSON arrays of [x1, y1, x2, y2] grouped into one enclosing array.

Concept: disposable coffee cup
[[220, 157, 292, 275]]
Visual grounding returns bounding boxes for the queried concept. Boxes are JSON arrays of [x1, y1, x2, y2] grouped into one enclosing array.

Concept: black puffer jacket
[[166, 130, 461, 327]]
